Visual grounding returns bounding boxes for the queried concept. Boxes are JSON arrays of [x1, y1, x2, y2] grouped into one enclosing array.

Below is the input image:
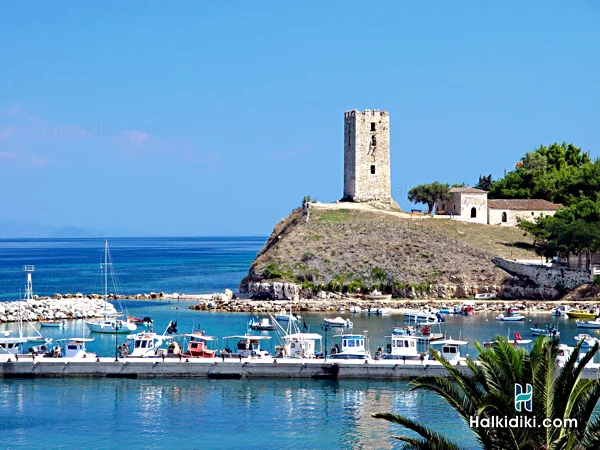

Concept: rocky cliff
[[239, 204, 550, 299]]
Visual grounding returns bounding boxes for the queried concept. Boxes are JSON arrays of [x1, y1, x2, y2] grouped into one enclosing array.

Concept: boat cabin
[[380, 334, 424, 360], [121, 332, 168, 358], [222, 335, 272, 359], [58, 338, 96, 359], [431, 339, 469, 363], [280, 333, 322, 359], [183, 333, 218, 358], [330, 334, 370, 360], [0, 337, 27, 355]]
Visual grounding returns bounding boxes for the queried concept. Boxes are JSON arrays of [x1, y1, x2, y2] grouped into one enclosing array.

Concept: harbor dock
[[2, 357, 599, 380]]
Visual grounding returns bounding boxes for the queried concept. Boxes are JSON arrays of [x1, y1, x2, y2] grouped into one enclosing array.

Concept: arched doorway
[[471, 207, 476, 218], [502, 212, 507, 223]]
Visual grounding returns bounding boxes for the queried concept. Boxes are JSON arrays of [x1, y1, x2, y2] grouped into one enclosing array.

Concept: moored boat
[[530, 324, 559, 337], [40, 319, 67, 328], [221, 335, 272, 359], [496, 313, 525, 322], [567, 310, 597, 320], [323, 317, 353, 329], [576, 318, 600, 329], [349, 305, 361, 313], [329, 334, 370, 360], [474, 293, 496, 300], [377, 333, 426, 360], [278, 333, 322, 359], [248, 317, 276, 331], [552, 305, 572, 317], [430, 338, 469, 364], [574, 334, 598, 348], [182, 333, 218, 358]]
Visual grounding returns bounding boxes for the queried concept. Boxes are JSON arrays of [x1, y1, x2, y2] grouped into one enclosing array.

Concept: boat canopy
[[57, 338, 95, 343], [184, 334, 218, 341], [283, 333, 322, 340], [333, 334, 365, 340], [430, 339, 468, 346], [223, 335, 272, 340]]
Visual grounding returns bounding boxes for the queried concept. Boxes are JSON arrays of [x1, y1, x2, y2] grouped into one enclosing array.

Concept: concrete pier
[[1, 356, 599, 380]]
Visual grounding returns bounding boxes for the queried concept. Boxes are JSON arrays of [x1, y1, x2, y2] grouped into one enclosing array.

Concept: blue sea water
[[0, 238, 594, 449]]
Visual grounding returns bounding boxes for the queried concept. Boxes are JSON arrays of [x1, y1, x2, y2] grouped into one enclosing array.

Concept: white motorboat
[[221, 335, 272, 359], [431, 338, 469, 364], [574, 334, 598, 348], [576, 318, 600, 329], [349, 305, 361, 313], [552, 305, 572, 317], [323, 317, 353, 328], [248, 317, 277, 331], [40, 319, 67, 328], [496, 313, 525, 322], [329, 334, 370, 360], [57, 338, 97, 359], [474, 293, 496, 299], [279, 333, 323, 359], [378, 333, 426, 361], [404, 308, 438, 322], [120, 332, 173, 358], [86, 241, 138, 335], [275, 309, 301, 322]]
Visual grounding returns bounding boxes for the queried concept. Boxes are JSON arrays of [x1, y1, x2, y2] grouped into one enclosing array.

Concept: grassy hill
[[240, 204, 537, 294]]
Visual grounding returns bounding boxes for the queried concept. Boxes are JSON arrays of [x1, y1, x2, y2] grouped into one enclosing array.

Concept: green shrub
[[594, 275, 600, 285]]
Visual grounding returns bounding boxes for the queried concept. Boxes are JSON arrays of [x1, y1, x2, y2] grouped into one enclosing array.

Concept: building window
[[453, 204, 456, 211], [531, 212, 534, 216], [370, 165, 376, 174], [471, 207, 476, 218], [502, 212, 507, 223], [371, 135, 377, 147], [370, 155, 375, 162], [370, 122, 376, 131]]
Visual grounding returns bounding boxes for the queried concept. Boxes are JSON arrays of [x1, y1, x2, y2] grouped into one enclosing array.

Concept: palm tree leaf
[[372, 412, 465, 450]]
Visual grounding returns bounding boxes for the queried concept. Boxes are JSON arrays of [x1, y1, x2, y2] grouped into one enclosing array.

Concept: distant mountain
[[0, 220, 133, 238]]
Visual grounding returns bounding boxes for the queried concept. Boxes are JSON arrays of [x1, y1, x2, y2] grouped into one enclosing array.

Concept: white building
[[435, 187, 488, 224]]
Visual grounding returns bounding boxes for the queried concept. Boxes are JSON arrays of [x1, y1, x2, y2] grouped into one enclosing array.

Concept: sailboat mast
[[104, 240, 108, 314]]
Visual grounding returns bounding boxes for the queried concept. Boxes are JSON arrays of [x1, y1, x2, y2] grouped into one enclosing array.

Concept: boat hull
[[567, 311, 596, 319], [576, 321, 600, 329], [86, 321, 137, 334]]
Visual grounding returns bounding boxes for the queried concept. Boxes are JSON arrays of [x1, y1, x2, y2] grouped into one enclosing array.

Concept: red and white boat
[[182, 333, 218, 358]]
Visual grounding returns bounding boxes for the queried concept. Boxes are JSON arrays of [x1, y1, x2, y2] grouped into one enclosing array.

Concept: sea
[[0, 238, 593, 449]]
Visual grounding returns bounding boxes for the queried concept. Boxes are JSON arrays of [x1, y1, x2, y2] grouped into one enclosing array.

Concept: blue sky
[[1, 1, 599, 236]]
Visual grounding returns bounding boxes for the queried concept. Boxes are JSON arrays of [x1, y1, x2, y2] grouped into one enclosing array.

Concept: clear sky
[[1, 1, 599, 236]]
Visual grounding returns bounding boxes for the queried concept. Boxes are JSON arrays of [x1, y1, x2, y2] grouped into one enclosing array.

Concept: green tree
[[475, 174, 494, 191], [373, 336, 600, 449], [408, 182, 450, 214]]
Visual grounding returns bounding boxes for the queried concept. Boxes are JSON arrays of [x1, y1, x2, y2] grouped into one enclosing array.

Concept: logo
[[514, 383, 533, 412]]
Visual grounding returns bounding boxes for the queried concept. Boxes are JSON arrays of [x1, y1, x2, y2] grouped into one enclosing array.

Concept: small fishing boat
[[404, 308, 438, 322], [496, 313, 525, 322], [483, 332, 532, 348], [431, 338, 469, 364], [530, 324, 559, 337], [329, 334, 370, 360], [474, 293, 496, 300], [377, 333, 426, 361], [278, 333, 323, 359], [182, 333, 218, 358], [275, 310, 301, 322], [576, 318, 600, 329], [127, 316, 144, 323], [574, 334, 598, 348], [57, 338, 97, 359], [392, 326, 417, 336], [323, 317, 353, 329], [221, 335, 272, 359], [40, 319, 67, 328], [552, 305, 572, 317], [567, 310, 597, 320], [349, 305, 361, 313], [248, 317, 276, 331]]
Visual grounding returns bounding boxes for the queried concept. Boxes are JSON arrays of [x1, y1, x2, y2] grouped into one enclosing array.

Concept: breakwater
[[0, 299, 117, 322], [1, 357, 599, 380]]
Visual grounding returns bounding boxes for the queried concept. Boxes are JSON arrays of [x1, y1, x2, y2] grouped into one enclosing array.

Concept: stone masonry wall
[[488, 209, 558, 227], [343, 110, 391, 202], [436, 193, 487, 224], [493, 257, 591, 290]]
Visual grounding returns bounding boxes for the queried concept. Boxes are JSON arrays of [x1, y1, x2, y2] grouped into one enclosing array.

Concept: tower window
[[371, 135, 377, 147], [502, 212, 507, 223], [370, 122, 376, 131], [471, 207, 477, 218], [370, 165, 376, 174]]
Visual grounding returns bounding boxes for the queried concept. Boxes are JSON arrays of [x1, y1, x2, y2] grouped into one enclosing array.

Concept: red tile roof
[[487, 199, 563, 211], [449, 187, 487, 194]]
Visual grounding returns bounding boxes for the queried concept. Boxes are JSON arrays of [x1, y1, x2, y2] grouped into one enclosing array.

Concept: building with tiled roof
[[434, 187, 562, 226]]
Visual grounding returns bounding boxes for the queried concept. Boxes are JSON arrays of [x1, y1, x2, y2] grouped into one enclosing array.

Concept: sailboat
[[86, 241, 137, 334]]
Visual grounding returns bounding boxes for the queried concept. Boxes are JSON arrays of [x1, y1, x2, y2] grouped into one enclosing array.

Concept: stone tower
[[343, 109, 392, 202]]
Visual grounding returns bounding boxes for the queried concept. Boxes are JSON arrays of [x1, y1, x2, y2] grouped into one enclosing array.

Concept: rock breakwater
[[0, 299, 117, 323]]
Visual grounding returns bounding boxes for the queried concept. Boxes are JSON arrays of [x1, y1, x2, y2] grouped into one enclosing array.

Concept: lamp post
[[321, 322, 331, 361], [114, 321, 122, 361]]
